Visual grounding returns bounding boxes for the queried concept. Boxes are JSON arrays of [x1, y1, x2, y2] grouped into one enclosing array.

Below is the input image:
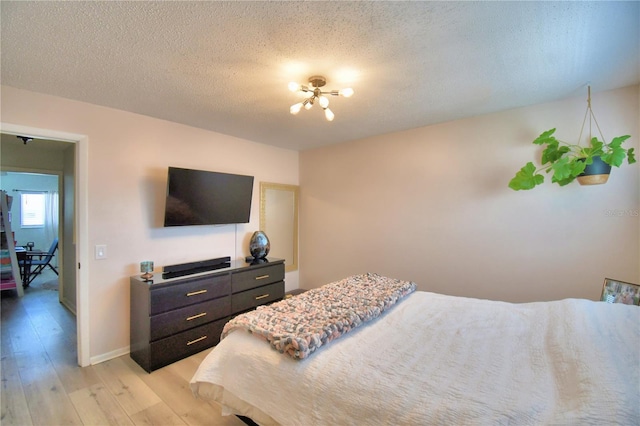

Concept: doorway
[[1, 172, 68, 304], [0, 125, 89, 366]]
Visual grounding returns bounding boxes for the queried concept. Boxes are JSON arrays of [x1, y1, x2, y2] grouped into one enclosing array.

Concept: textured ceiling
[[1, 1, 639, 151]]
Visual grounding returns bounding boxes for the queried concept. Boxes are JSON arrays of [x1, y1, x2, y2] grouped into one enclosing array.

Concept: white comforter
[[191, 292, 640, 425]]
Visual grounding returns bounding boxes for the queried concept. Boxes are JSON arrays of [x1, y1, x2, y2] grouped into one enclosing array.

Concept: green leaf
[[570, 159, 587, 176], [532, 128, 557, 146], [541, 140, 563, 164], [550, 157, 572, 181], [628, 148, 636, 164], [552, 176, 576, 186], [567, 157, 591, 180], [549, 158, 581, 186], [586, 138, 604, 157], [550, 158, 583, 186], [609, 135, 631, 148], [509, 162, 544, 190], [602, 145, 626, 167]]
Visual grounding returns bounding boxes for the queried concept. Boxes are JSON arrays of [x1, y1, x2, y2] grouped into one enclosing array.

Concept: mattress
[[191, 290, 640, 425]]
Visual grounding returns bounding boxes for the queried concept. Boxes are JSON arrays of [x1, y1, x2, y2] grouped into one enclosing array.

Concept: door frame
[[1, 122, 90, 367]]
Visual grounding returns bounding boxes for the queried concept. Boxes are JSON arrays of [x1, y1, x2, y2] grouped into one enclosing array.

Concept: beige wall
[[1, 85, 299, 362], [300, 85, 639, 302]]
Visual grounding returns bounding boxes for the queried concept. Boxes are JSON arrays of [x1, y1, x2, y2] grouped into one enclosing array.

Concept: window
[[21, 192, 46, 228]]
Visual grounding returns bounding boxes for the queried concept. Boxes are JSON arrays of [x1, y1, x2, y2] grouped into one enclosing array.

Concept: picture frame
[[600, 278, 640, 306]]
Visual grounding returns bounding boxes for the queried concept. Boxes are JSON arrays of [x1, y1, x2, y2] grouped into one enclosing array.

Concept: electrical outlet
[[95, 244, 107, 260]]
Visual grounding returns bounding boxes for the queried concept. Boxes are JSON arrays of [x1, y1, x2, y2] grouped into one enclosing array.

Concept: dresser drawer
[[150, 296, 231, 341], [150, 274, 230, 315], [149, 317, 228, 371], [232, 281, 284, 313], [232, 263, 284, 293]]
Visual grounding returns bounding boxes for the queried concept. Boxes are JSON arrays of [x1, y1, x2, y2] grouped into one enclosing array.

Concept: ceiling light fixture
[[288, 76, 353, 122], [17, 136, 34, 145]]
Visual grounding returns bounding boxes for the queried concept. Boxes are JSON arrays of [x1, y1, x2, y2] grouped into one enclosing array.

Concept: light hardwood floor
[[1, 270, 245, 426]]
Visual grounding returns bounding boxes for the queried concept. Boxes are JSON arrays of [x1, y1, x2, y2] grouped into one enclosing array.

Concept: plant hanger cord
[[577, 86, 606, 146]]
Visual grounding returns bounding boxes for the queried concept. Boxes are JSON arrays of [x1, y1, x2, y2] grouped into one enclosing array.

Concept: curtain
[[45, 191, 59, 265]]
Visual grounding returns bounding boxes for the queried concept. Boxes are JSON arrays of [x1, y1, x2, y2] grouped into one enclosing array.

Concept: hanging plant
[[508, 129, 635, 190], [509, 87, 636, 191]]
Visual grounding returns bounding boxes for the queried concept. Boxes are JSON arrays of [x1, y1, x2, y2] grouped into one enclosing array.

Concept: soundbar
[[162, 262, 231, 279], [163, 256, 231, 275]]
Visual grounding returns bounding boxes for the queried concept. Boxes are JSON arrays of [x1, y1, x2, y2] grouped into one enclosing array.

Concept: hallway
[[0, 270, 242, 425]]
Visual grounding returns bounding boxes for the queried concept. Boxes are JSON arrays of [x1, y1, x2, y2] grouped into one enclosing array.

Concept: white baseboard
[[60, 297, 76, 315], [90, 345, 130, 365]]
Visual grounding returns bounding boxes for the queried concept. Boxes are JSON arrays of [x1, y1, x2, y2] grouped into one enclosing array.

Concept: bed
[[190, 273, 640, 425]]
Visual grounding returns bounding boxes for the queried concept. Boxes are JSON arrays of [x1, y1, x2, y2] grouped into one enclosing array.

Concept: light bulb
[[324, 107, 335, 121], [339, 88, 354, 98], [319, 95, 329, 108], [288, 82, 300, 92], [290, 102, 303, 115]]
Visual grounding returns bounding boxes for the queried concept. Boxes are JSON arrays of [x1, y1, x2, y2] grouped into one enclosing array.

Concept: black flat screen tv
[[163, 167, 254, 226]]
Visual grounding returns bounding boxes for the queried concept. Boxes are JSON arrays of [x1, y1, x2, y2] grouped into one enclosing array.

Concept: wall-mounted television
[[163, 167, 254, 227]]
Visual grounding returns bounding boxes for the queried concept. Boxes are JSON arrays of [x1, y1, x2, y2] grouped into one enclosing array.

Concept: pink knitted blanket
[[221, 273, 416, 359]]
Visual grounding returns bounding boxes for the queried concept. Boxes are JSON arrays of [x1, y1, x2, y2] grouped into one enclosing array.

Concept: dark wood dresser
[[130, 258, 284, 372]]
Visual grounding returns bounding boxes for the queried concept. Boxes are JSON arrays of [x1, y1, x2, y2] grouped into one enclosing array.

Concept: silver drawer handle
[[255, 274, 269, 280], [186, 312, 207, 321], [186, 289, 207, 297], [255, 294, 270, 300], [187, 336, 207, 346]]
